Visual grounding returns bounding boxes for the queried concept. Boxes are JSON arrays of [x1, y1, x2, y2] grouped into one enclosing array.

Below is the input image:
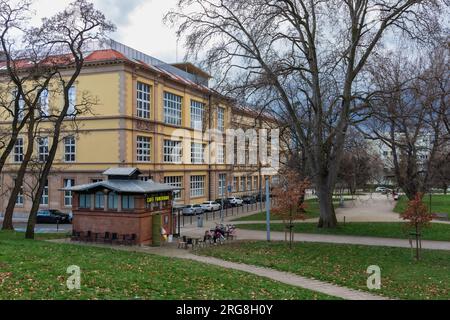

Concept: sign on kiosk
[[147, 195, 170, 203]]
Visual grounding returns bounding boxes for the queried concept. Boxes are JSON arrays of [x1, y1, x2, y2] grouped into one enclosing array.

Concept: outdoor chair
[[186, 237, 194, 249], [111, 233, 120, 245], [71, 230, 79, 241], [94, 232, 104, 243], [130, 234, 137, 245], [177, 236, 187, 249], [227, 231, 237, 240], [79, 231, 89, 242], [104, 232, 113, 244], [86, 231, 93, 242]]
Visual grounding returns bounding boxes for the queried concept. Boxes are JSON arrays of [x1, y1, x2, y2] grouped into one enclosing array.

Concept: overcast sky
[[30, 0, 184, 63]]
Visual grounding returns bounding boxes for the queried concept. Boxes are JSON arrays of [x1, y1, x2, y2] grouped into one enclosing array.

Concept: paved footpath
[[51, 239, 389, 300], [231, 229, 450, 251]]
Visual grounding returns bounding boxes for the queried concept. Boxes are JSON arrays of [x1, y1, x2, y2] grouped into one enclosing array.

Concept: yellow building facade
[[0, 41, 278, 215]]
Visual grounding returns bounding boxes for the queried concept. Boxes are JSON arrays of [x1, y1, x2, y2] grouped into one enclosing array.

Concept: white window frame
[[217, 107, 225, 132], [240, 177, 246, 192], [64, 179, 75, 207], [38, 137, 49, 162], [15, 179, 24, 206], [247, 177, 252, 191], [190, 175, 205, 198], [136, 136, 151, 162], [64, 136, 76, 163], [164, 176, 183, 200], [191, 142, 204, 164], [217, 144, 225, 164], [137, 82, 151, 119], [163, 140, 182, 163], [218, 173, 226, 196], [12, 90, 25, 121], [190, 100, 204, 130], [40, 180, 49, 206], [68, 86, 76, 115], [40, 89, 49, 116], [13, 138, 24, 163], [164, 92, 182, 126], [254, 176, 258, 190], [233, 177, 238, 192]]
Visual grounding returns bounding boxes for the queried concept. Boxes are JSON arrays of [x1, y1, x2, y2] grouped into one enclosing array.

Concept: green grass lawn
[[197, 241, 450, 300], [0, 231, 334, 300], [237, 222, 450, 241], [232, 198, 341, 221], [394, 194, 450, 215]]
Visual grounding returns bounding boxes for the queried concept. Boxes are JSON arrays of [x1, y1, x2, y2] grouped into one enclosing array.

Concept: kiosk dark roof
[[63, 167, 181, 194]]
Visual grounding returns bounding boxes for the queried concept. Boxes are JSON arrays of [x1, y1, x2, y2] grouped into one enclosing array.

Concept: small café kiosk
[[64, 168, 180, 246]]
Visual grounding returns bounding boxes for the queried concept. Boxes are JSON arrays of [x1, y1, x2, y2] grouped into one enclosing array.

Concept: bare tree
[[366, 45, 449, 199], [0, 0, 61, 229], [337, 129, 382, 195], [0, 0, 36, 178], [166, 0, 444, 227], [429, 151, 450, 194], [23, 0, 114, 239]]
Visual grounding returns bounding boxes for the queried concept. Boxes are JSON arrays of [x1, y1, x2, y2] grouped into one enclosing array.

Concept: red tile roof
[[0, 49, 216, 95], [85, 49, 128, 62]]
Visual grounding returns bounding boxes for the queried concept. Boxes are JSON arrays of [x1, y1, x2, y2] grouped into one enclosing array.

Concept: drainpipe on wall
[[208, 93, 212, 201]]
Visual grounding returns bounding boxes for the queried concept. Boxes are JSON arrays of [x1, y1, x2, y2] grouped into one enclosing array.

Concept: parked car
[[36, 210, 71, 224], [242, 195, 257, 204], [375, 187, 387, 193], [215, 198, 233, 209], [201, 201, 221, 212], [182, 204, 204, 216], [227, 196, 244, 206]]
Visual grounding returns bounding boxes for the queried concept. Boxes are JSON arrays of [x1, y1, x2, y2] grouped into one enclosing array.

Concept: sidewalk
[[232, 229, 450, 251]]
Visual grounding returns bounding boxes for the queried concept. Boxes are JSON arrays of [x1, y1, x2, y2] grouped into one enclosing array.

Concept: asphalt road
[[0, 220, 72, 233]]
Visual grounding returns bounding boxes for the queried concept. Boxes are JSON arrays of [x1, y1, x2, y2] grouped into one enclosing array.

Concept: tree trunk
[[2, 115, 36, 230], [26, 175, 47, 239], [317, 183, 337, 228]]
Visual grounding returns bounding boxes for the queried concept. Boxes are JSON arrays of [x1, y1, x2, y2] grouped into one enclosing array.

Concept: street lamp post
[[220, 184, 225, 224], [265, 177, 271, 242]]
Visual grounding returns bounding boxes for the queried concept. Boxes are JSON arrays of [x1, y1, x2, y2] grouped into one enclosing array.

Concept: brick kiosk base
[[65, 168, 180, 246], [73, 211, 154, 245]]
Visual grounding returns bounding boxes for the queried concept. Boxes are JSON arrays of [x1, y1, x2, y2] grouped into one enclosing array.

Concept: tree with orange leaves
[[271, 170, 310, 248], [401, 193, 434, 260]]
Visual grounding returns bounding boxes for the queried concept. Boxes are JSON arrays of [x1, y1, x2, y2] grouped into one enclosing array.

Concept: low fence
[[175, 201, 269, 228]]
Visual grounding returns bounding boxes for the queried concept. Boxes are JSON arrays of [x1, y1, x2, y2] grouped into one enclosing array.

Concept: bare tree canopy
[[365, 45, 449, 199], [0, 0, 115, 236], [167, 0, 447, 227]]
